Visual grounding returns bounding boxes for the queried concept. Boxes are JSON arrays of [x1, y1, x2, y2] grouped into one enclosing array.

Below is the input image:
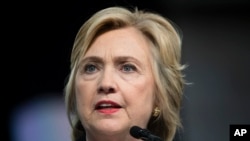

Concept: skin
[[75, 27, 155, 141]]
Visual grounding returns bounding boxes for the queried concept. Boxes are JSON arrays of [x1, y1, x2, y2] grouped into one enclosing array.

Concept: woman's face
[[75, 27, 155, 136]]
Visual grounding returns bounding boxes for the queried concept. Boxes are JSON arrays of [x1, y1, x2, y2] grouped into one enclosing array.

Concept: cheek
[[132, 77, 155, 102], [75, 77, 95, 116], [125, 77, 155, 117]]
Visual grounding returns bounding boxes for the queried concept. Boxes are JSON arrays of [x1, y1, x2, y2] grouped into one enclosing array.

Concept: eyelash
[[121, 64, 137, 72], [83, 64, 98, 74], [81, 63, 137, 74]]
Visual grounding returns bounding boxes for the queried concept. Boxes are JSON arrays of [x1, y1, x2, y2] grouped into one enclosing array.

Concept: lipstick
[[95, 100, 121, 114]]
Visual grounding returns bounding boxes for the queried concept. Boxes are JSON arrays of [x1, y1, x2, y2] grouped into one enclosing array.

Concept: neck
[[85, 132, 139, 141]]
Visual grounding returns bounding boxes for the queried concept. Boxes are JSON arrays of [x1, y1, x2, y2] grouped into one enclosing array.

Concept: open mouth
[[95, 100, 122, 114], [95, 101, 122, 110]]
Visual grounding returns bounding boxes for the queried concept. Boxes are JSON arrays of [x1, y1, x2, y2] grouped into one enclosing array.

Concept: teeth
[[95, 103, 121, 109], [99, 103, 112, 107]]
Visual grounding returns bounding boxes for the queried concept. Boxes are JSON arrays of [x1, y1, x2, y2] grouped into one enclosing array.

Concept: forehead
[[84, 27, 152, 59]]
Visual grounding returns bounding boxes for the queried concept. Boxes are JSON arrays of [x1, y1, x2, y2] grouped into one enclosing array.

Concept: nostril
[[98, 87, 104, 93], [108, 87, 115, 93], [98, 87, 115, 94]]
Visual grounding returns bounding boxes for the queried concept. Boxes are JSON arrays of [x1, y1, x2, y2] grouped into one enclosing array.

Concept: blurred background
[[5, 0, 250, 141]]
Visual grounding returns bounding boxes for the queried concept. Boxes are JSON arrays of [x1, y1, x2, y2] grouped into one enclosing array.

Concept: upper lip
[[95, 100, 122, 110]]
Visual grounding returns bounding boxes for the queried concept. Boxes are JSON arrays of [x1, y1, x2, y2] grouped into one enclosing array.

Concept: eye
[[84, 64, 98, 74], [121, 64, 136, 72]]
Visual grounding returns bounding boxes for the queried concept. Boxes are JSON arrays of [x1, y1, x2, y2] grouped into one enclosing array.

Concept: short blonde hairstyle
[[64, 6, 186, 141]]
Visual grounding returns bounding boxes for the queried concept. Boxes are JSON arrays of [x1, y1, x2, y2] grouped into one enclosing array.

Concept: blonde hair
[[64, 6, 186, 141]]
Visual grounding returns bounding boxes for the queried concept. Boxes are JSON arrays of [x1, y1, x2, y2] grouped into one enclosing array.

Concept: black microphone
[[130, 126, 163, 141]]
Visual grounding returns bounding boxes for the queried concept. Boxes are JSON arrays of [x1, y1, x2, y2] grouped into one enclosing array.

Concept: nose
[[97, 67, 117, 94]]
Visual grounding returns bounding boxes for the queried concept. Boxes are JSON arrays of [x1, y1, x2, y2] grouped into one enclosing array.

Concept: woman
[[64, 6, 186, 141]]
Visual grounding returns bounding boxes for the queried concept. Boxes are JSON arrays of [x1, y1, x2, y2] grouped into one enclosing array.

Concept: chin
[[94, 121, 128, 135]]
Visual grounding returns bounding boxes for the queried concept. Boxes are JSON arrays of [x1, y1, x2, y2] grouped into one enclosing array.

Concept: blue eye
[[122, 64, 136, 72], [84, 64, 97, 73]]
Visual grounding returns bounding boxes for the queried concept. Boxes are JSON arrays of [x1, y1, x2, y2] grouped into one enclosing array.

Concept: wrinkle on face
[[75, 27, 156, 137]]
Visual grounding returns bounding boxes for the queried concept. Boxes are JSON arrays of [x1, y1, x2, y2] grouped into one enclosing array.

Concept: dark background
[[5, 0, 250, 141]]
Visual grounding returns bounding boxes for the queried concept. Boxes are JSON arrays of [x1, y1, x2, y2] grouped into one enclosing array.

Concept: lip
[[95, 100, 122, 114]]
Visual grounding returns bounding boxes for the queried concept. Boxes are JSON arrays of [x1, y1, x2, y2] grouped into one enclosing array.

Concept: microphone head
[[130, 126, 163, 141], [130, 126, 142, 139]]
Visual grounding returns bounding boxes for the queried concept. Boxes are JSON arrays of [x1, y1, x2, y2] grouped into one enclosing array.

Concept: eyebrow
[[114, 56, 140, 63], [79, 56, 141, 65], [78, 56, 103, 66]]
